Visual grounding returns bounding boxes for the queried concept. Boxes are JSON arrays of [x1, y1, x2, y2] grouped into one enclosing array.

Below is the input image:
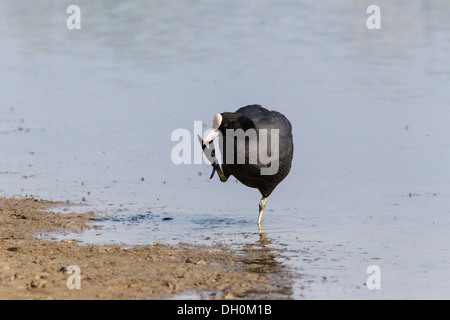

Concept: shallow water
[[1, 0, 450, 299]]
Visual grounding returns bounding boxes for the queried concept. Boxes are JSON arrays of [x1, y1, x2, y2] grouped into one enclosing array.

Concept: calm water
[[1, 0, 450, 299]]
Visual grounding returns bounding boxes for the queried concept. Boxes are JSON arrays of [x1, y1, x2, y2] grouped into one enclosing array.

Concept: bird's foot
[[257, 221, 263, 233], [197, 135, 228, 182]]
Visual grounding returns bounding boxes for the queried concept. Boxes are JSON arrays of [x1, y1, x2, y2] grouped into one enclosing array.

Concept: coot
[[201, 104, 293, 230]]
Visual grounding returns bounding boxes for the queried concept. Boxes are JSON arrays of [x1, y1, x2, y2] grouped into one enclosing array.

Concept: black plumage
[[202, 104, 293, 230]]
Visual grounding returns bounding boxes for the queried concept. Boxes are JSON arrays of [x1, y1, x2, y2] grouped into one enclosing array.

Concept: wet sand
[[0, 197, 294, 300]]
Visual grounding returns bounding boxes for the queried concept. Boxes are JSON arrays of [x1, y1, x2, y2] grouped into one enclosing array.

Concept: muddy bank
[[0, 197, 295, 299]]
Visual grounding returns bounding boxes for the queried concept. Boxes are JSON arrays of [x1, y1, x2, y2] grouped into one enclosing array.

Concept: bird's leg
[[212, 163, 228, 182], [198, 135, 229, 183], [208, 147, 229, 182], [257, 196, 267, 231]]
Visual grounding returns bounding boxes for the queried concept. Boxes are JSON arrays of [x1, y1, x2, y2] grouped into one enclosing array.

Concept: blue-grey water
[[1, 0, 450, 299]]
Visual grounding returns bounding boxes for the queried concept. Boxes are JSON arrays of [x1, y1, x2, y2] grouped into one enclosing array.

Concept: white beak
[[203, 113, 222, 145]]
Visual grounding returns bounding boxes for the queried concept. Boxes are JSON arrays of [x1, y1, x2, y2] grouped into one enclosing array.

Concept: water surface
[[1, 0, 450, 299]]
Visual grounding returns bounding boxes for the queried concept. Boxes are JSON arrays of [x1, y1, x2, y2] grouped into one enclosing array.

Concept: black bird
[[201, 104, 293, 230]]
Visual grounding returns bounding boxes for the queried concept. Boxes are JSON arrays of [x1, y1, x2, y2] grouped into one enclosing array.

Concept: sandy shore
[[0, 197, 294, 300]]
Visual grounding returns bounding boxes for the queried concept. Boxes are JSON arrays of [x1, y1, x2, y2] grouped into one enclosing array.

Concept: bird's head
[[202, 112, 255, 145]]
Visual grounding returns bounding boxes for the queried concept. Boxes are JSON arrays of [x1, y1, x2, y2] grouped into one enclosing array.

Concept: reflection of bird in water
[[201, 105, 293, 231], [238, 232, 294, 298]]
